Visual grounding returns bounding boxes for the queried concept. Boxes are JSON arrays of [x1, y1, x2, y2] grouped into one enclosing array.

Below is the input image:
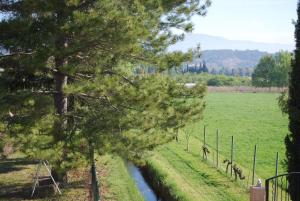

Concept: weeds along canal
[[127, 162, 162, 201]]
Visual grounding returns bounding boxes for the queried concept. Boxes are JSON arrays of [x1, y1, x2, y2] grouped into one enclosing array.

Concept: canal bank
[[127, 162, 162, 201], [127, 162, 179, 201]]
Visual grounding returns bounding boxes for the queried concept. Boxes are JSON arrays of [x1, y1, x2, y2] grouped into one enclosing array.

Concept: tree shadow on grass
[[0, 176, 87, 200], [0, 158, 37, 174], [0, 158, 88, 200], [0, 182, 33, 199]]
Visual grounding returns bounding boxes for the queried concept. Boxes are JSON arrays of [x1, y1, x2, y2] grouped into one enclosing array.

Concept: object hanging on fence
[[202, 145, 210, 159], [223, 159, 232, 173], [31, 160, 62, 197], [233, 164, 245, 181]]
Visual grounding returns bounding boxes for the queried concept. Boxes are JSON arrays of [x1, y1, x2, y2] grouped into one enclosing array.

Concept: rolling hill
[[198, 49, 268, 69], [169, 33, 294, 53]]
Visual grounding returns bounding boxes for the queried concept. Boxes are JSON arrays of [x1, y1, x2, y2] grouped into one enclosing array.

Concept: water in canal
[[127, 162, 162, 201]]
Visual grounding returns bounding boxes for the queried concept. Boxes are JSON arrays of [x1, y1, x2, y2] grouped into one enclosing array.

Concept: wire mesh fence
[[181, 125, 285, 190]]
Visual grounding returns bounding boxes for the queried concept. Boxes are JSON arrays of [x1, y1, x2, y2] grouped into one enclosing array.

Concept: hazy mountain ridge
[[198, 49, 268, 69], [170, 33, 294, 53]]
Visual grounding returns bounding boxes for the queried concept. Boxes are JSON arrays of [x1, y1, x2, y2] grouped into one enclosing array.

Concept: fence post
[[274, 152, 279, 200], [265, 179, 269, 201], [230, 136, 234, 177], [203, 125, 206, 160], [250, 185, 266, 201], [216, 130, 219, 168], [275, 152, 279, 176], [252, 144, 257, 186], [90, 144, 100, 201], [91, 161, 100, 201]]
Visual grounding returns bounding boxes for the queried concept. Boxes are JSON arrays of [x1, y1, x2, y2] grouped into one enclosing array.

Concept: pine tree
[[286, 1, 300, 199], [0, 0, 210, 182]]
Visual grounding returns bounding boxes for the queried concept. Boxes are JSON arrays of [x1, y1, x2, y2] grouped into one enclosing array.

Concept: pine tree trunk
[[52, 58, 68, 183], [54, 72, 68, 115], [286, 2, 300, 200]]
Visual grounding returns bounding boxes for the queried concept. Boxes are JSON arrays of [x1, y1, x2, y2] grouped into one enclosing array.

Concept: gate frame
[[265, 172, 300, 201]]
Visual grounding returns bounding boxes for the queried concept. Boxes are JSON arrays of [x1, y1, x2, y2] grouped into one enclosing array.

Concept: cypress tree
[[202, 60, 209, 73], [286, 1, 300, 199]]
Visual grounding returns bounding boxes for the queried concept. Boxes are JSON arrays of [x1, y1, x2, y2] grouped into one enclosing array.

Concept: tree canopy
[[0, 0, 209, 179], [285, 1, 300, 200], [252, 51, 292, 87]]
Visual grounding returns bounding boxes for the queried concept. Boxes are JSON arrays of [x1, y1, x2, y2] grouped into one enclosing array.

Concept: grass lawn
[[185, 92, 288, 179], [0, 154, 142, 201], [0, 152, 90, 201]]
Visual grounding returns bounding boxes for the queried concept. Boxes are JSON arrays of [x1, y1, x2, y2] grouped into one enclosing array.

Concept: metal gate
[[265, 172, 300, 201]]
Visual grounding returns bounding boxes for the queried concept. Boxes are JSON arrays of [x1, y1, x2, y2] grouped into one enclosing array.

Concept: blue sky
[[192, 0, 298, 44]]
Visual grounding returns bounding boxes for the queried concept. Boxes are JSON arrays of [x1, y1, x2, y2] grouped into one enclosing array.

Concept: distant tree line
[[252, 51, 292, 87], [172, 73, 251, 86], [182, 61, 209, 73], [181, 61, 252, 77], [210, 67, 252, 77]]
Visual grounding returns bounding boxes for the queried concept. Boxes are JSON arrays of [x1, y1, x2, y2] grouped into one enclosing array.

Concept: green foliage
[[252, 51, 292, 87], [171, 73, 251, 86], [0, 0, 209, 174], [285, 2, 300, 199], [277, 91, 289, 115]]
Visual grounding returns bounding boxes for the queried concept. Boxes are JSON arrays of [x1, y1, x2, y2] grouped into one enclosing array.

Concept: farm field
[[147, 92, 288, 200], [187, 92, 288, 179]]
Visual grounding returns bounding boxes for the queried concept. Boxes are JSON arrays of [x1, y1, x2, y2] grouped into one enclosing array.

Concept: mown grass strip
[[148, 140, 249, 201], [97, 155, 144, 201]]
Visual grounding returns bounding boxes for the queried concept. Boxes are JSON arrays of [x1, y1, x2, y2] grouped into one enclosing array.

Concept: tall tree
[[252, 55, 276, 87], [286, 1, 300, 200], [252, 52, 292, 87], [202, 60, 209, 73], [0, 0, 209, 182]]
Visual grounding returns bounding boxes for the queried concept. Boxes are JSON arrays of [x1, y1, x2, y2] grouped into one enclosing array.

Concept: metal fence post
[[203, 125, 206, 160], [91, 161, 100, 201], [230, 136, 234, 177], [216, 130, 219, 168], [265, 179, 269, 201], [274, 152, 279, 201], [90, 144, 100, 201], [252, 144, 257, 186]]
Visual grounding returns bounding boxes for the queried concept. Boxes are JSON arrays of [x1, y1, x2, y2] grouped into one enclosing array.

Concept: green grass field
[[148, 92, 288, 201], [187, 93, 288, 178]]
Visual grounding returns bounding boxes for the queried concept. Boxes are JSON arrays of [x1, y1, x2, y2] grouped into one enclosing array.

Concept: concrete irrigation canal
[[127, 162, 162, 201]]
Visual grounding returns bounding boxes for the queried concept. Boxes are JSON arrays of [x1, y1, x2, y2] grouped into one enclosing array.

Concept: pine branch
[[0, 51, 36, 58], [103, 70, 135, 86]]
